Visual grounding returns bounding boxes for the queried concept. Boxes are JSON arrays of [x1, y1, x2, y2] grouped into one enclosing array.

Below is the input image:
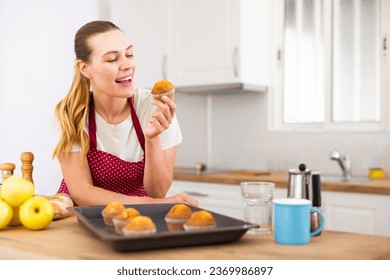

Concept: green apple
[[0, 200, 13, 229], [1, 176, 34, 207], [19, 196, 54, 230]]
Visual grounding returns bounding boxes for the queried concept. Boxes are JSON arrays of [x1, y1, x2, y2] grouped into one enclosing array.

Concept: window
[[272, 0, 389, 131]]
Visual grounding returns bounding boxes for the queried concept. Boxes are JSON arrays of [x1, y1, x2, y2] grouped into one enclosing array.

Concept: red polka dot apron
[[57, 96, 148, 197]]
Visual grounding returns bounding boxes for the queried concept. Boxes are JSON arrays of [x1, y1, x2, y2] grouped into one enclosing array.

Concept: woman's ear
[[76, 60, 91, 79]]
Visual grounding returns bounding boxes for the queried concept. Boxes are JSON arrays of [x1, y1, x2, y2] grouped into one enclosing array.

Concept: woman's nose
[[120, 56, 134, 71], [120, 62, 130, 71]]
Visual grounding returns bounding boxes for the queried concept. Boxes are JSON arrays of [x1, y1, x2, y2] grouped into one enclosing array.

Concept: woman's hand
[[160, 192, 199, 206], [144, 95, 176, 139]]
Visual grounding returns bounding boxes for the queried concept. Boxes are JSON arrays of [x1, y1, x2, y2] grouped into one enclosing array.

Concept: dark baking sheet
[[68, 204, 258, 252]]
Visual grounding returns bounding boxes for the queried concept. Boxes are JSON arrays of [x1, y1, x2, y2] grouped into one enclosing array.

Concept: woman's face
[[85, 29, 136, 99]]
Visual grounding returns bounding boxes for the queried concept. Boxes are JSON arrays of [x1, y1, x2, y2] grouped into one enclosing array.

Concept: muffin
[[165, 204, 193, 231], [122, 216, 157, 236], [113, 208, 140, 235], [183, 210, 216, 231], [151, 80, 175, 100], [101, 201, 125, 226]]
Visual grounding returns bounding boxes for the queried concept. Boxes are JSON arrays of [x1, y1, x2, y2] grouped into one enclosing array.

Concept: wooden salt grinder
[[21, 152, 34, 184], [0, 162, 16, 183]]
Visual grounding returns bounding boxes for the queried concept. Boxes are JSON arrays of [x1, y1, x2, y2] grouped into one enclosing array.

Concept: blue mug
[[273, 198, 325, 245]]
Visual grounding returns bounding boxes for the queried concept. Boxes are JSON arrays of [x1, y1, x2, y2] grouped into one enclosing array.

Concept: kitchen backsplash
[[175, 91, 390, 177]]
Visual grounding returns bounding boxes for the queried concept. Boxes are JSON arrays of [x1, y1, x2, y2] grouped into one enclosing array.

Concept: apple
[[1, 176, 34, 207], [9, 206, 22, 226], [0, 200, 13, 229], [19, 196, 54, 230]]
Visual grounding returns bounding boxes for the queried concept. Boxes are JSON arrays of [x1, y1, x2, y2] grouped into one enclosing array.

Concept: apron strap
[[88, 96, 97, 150], [129, 97, 145, 152], [88, 95, 145, 152]]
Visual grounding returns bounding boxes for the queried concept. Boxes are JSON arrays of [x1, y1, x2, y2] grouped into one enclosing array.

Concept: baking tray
[[68, 204, 258, 252]]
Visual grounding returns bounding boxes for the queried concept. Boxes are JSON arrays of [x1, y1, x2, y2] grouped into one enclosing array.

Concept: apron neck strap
[[88, 95, 145, 152], [128, 97, 145, 152], [88, 96, 97, 150]]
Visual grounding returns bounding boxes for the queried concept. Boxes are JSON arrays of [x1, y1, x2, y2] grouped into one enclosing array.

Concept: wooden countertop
[[173, 170, 390, 196], [1, 216, 390, 260]]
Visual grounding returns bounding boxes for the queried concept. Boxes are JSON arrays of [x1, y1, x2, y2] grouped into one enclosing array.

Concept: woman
[[53, 20, 198, 206]]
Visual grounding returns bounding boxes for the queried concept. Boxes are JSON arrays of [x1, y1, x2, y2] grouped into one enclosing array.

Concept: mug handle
[[310, 207, 325, 237]]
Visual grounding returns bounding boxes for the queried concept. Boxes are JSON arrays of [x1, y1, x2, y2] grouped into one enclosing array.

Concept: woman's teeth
[[116, 76, 132, 83]]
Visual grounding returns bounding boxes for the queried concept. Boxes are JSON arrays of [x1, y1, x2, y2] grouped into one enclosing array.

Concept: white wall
[[0, 0, 100, 195]]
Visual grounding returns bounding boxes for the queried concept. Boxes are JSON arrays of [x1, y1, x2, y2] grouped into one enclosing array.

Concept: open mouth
[[115, 75, 132, 85]]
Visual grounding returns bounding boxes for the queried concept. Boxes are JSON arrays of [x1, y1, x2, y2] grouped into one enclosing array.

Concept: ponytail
[[53, 65, 90, 162]]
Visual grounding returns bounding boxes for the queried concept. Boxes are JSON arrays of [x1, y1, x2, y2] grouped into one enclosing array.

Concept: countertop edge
[[173, 171, 390, 196]]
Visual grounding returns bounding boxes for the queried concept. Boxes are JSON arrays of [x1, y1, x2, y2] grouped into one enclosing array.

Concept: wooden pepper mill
[[0, 162, 16, 183], [20, 151, 34, 184]]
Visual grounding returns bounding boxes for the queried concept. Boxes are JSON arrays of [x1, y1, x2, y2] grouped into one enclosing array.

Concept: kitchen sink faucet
[[330, 149, 351, 180]]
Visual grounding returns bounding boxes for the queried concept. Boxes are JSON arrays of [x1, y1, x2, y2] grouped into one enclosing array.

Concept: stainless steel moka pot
[[287, 163, 323, 236]]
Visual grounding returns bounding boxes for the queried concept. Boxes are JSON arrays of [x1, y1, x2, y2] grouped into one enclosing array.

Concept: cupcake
[[101, 201, 125, 226], [113, 208, 140, 235], [183, 210, 216, 232], [165, 204, 193, 231], [151, 80, 175, 100], [122, 216, 157, 236]]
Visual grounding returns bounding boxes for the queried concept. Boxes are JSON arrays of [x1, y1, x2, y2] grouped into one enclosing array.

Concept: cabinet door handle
[[184, 191, 209, 197], [162, 54, 167, 79], [233, 47, 239, 77]]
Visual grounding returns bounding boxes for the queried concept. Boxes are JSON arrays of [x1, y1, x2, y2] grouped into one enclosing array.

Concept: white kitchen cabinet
[[108, 0, 240, 88], [240, 0, 273, 87], [321, 191, 390, 237], [168, 180, 287, 220], [169, 181, 390, 237], [110, 0, 169, 89], [170, 0, 240, 87]]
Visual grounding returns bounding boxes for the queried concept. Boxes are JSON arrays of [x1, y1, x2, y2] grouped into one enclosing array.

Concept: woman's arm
[[143, 138, 176, 198], [143, 95, 179, 198], [60, 151, 198, 206]]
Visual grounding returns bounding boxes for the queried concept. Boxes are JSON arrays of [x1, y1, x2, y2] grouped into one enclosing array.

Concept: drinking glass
[[240, 182, 274, 234]]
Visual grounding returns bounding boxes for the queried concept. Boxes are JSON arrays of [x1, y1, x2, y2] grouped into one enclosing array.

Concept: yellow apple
[[9, 206, 22, 226], [0, 200, 13, 229], [19, 196, 54, 230], [1, 176, 34, 207]]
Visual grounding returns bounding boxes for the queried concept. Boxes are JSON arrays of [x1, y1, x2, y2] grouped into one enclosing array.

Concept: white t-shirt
[[70, 87, 183, 162]]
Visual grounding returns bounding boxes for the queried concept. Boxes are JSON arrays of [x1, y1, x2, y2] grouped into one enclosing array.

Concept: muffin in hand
[[151, 80, 175, 100]]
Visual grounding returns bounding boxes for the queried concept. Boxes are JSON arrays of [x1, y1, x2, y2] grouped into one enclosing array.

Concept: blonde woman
[[53, 21, 198, 206]]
